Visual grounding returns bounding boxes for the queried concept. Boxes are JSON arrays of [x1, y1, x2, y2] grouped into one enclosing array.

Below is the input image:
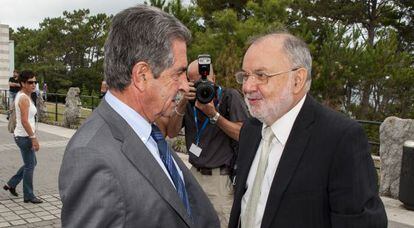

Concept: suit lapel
[[231, 118, 262, 228], [121, 136, 192, 226], [236, 119, 263, 195], [97, 100, 192, 227], [261, 95, 316, 228]]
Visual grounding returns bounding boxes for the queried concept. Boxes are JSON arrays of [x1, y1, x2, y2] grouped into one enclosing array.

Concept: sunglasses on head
[[26, 80, 38, 85]]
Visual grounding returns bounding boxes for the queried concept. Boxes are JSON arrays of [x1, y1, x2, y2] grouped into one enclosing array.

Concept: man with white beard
[[229, 31, 387, 228]]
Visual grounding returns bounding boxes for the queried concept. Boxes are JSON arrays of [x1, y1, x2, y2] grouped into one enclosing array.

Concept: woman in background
[[3, 70, 43, 204]]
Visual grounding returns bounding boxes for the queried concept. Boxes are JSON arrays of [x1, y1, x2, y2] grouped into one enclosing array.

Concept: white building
[[0, 24, 14, 90]]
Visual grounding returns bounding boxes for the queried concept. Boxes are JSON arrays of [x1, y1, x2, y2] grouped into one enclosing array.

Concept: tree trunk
[[359, 82, 372, 119]]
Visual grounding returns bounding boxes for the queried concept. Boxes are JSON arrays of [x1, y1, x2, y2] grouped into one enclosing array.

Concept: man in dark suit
[[229, 31, 387, 228], [58, 5, 219, 228]]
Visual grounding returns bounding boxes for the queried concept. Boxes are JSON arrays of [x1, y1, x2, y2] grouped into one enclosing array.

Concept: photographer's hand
[[195, 100, 216, 118], [176, 81, 195, 112], [196, 99, 243, 141], [167, 82, 196, 138], [182, 81, 196, 103]]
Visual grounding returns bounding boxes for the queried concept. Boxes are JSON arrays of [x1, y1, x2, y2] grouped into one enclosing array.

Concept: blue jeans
[[8, 91, 17, 107], [7, 137, 37, 200]]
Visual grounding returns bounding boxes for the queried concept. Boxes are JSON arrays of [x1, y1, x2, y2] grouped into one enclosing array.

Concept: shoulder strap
[[218, 88, 230, 119]]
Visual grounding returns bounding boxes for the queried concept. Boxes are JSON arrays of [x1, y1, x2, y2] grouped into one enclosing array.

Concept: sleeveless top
[[14, 92, 37, 137]]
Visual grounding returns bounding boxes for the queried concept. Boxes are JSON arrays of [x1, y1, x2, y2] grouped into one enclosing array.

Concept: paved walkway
[[0, 114, 413, 227], [0, 195, 61, 227], [0, 115, 70, 227]]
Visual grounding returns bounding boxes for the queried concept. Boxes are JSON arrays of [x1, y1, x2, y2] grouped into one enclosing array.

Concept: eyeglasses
[[26, 81, 38, 85], [235, 67, 300, 84]]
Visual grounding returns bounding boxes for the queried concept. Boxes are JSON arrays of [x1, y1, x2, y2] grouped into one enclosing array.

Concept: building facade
[[0, 24, 14, 90]]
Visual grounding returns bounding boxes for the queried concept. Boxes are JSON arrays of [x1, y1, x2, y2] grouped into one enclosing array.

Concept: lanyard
[[193, 85, 223, 145], [193, 107, 209, 145], [214, 86, 222, 108]]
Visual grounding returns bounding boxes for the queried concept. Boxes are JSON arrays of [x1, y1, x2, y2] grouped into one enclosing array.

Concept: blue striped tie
[[151, 124, 191, 217]]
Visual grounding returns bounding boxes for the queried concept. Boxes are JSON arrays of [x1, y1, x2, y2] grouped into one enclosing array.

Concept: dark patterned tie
[[151, 124, 191, 216]]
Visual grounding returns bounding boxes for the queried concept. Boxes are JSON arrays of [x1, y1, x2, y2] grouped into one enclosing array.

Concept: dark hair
[[18, 70, 36, 85], [104, 5, 191, 91]]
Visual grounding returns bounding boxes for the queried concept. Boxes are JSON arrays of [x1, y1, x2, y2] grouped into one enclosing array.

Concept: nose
[[242, 77, 258, 94]]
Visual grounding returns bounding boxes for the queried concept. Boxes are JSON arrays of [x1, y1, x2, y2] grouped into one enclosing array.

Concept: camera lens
[[196, 81, 216, 104]]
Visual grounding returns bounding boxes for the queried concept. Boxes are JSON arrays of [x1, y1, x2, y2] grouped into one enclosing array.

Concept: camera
[[194, 54, 217, 104]]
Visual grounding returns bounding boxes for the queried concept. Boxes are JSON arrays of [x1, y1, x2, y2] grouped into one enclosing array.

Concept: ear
[[131, 62, 150, 92], [292, 68, 308, 94]]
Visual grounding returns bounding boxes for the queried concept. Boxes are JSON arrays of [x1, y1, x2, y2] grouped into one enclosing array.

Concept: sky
[[0, 0, 155, 29]]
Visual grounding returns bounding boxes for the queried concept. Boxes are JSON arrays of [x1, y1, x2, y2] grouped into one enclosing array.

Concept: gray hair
[[104, 5, 191, 91], [249, 31, 312, 82]]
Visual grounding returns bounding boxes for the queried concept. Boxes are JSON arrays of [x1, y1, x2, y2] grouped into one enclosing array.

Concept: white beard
[[245, 78, 294, 124]]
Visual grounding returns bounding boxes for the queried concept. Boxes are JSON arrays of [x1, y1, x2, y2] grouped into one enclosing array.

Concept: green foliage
[[188, 0, 291, 89], [11, 9, 111, 94], [11, 0, 414, 121]]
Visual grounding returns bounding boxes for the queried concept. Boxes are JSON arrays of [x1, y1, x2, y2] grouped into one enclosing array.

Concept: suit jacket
[[59, 100, 219, 228], [229, 95, 387, 228]]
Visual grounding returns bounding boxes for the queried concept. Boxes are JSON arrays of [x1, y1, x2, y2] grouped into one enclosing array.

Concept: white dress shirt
[[241, 95, 306, 227], [105, 91, 184, 188]]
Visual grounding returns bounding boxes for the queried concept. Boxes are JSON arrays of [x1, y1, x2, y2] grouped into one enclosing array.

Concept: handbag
[[8, 107, 16, 133]]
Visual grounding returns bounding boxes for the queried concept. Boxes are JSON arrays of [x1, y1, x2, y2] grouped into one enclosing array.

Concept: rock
[[35, 94, 48, 122], [379, 116, 414, 198], [63, 87, 81, 128], [167, 135, 187, 154], [166, 128, 187, 154]]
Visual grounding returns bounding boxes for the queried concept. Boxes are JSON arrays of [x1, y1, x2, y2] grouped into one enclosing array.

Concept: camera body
[[194, 54, 217, 104]]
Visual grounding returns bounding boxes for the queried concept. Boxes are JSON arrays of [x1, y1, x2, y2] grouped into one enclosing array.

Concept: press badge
[[189, 143, 202, 157]]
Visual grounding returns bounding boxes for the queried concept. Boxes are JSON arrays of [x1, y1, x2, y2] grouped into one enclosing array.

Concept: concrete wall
[[0, 24, 12, 90], [9, 40, 14, 79]]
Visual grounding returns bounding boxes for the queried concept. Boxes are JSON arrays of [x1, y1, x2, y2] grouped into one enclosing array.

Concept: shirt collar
[[263, 95, 307, 146], [105, 91, 152, 143]]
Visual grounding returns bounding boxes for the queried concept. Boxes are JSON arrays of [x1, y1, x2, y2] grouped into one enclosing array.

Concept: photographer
[[167, 57, 249, 227], [7, 70, 20, 120]]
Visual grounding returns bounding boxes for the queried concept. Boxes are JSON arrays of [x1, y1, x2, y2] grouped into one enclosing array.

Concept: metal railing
[[43, 93, 101, 122], [357, 120, 382, 170], [1, 89, 384, 152], [357, 119, 382, 153], [0, 89, 11, 111], [0, 89, 101, 122], [46, 93, 66, 122]]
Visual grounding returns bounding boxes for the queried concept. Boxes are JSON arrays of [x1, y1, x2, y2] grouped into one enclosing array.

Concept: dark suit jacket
[[59, 100, 219, 228], [229, 95, 387, 228]]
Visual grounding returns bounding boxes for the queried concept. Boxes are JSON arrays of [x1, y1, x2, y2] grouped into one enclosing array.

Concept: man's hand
[[177, 81, 196, 111], [31, 138, 40, 151], [195, 100, 216, 118], [167, 82, 196, 138], [182, 81, 196, 102]]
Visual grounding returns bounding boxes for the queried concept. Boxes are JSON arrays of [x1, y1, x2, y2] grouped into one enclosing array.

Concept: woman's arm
[[19, 95, 39, 151]]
